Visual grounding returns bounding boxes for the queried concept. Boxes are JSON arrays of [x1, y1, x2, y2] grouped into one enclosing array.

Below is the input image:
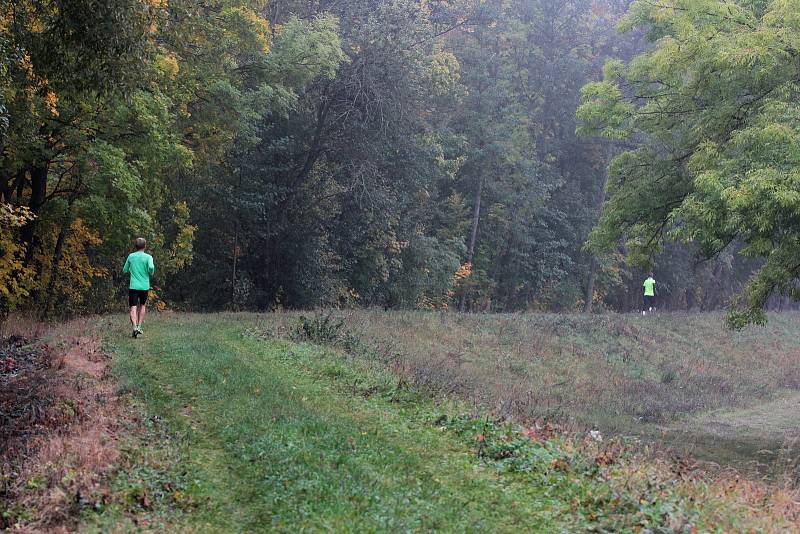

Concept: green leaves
[[576, 79, 633, 139], [578, 0, 800, 324], [267, 15, 345, 85]]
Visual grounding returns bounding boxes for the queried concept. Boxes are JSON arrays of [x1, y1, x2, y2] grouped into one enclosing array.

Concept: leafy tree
[[578, 0, 800, 325], [443, 0, 630, 311], [0, 203, 34, 318], [176, 0, 463, 310], [1, 0, 158, 314], [1, 0, 317, 316]]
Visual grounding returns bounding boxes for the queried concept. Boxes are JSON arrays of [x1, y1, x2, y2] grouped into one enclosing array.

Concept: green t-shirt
[[643, 277, 656, 297], [123, 251, 155, 290]]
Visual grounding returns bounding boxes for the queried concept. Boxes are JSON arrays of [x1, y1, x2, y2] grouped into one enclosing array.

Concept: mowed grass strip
[[106, 314, 566, 533]]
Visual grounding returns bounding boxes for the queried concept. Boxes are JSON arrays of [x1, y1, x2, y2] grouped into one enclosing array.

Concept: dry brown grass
[[0, 319, 126, 531], [255, 311, 800, 420], [607, 449, 800, 532], [0, 314, 52, 340]]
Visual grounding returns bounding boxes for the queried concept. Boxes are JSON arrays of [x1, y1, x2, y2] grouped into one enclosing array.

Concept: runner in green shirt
[[642, 272, 656, 315], [123, 237, 155, 338]]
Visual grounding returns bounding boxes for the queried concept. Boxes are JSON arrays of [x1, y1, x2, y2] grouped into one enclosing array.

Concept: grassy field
[[250, 310, 800, 475], [71, 313, 800, 531]]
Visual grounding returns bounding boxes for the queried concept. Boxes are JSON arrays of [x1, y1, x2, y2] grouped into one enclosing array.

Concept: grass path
[[666, 392, 800, 471], [100, 315, 570, 532]]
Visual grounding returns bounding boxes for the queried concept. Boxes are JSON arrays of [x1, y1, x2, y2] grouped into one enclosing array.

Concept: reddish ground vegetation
[[0, 322, 126, 531], [1, 336, 53, 447]]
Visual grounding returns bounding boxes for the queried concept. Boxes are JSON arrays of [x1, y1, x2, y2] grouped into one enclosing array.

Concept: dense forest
[[1, 0, 797, 320]]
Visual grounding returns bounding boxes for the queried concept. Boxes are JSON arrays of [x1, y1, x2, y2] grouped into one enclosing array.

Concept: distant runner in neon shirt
[[642, 272, 656, 315], [123, 237, 155, 338]]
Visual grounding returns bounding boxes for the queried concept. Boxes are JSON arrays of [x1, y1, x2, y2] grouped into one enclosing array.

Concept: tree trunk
[[466, 177, 483, 265], [583, 146, 611, 313], [0, 169, 24, 203], [583, 255, 599, 313], [686, 261, 698, 311], [231, 166, 243, 307], [15, 168, 27, 200], [40, 215, 70, 318], [231, 227, 239, 305], [710, 260, 724, 310], [22, 164, 49, 267], [459, 174, 483, 312]]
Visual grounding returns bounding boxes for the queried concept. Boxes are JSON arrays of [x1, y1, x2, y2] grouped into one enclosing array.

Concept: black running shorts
[[128, 289, 149, 307], [643, 294, 655, 309]]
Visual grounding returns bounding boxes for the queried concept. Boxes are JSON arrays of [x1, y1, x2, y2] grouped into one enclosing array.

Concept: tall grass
[[250, 310, 800, 473]]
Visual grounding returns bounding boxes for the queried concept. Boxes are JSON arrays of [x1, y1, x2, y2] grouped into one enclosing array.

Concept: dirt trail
[[692, 394, 800, 439]]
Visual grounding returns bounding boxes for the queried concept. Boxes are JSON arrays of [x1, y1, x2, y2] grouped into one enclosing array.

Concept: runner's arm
[[123, 257, 130, 274], [148, 256, 155, 275]]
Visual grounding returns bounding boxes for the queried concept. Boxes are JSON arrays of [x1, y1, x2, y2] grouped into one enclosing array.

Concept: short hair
[[135, 237, 146, 250]]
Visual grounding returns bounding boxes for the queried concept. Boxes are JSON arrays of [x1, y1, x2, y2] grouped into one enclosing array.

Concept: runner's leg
[[128, 290, 141, 337], [138, 304, 146, 328], [135, 290, 149, 332]]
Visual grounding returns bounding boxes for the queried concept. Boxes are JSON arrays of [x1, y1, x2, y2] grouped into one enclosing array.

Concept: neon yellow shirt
[[643, 277, 656, 297], [123, 251, 155, 290]]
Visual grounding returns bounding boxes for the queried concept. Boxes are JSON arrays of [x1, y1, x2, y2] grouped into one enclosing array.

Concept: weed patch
[[81, 406, 196, 531]]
